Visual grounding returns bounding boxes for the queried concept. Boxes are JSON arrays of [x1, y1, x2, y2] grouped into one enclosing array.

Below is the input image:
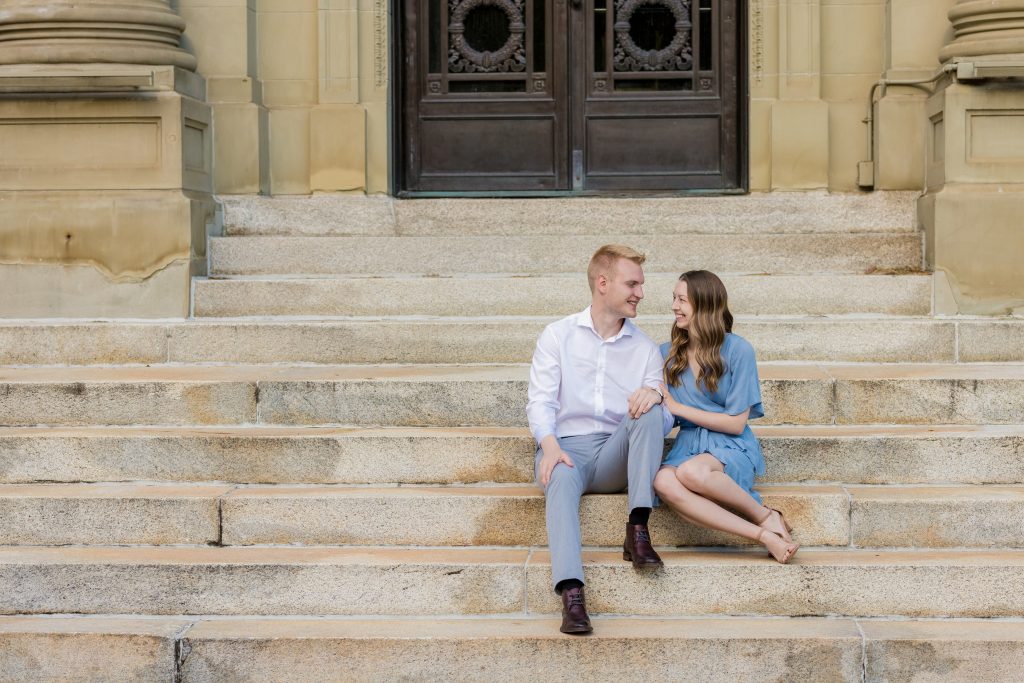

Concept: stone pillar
[[920, 0, 1024, 314], [177, 0, 267, 194], [0, 0, 196, 68], [873, 0, 956, 190], [0, 0, 216, 318], [769, 0, 830, 189]]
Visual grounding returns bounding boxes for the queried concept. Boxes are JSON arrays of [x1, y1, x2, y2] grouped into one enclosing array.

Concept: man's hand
[[627, 386, 662, 418], [538, 447, 574, 488]]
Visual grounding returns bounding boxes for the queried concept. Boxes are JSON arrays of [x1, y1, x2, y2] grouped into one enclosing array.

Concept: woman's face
[[671, 280, 693, 329]]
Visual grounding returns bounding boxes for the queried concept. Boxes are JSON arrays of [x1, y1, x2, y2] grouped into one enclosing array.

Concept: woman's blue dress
[[660, 333, 766, 503]]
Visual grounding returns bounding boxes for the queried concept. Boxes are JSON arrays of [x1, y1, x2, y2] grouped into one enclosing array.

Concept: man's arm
[[626, 343, 666, 418], [527, 327, 574, 486]]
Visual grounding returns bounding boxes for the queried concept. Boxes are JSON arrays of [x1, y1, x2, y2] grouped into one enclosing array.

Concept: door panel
[[402, 0, 569, 191], [400, 0, 742, 193]]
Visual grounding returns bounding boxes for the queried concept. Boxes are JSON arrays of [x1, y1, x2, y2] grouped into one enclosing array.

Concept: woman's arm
[[661, 383, 750, 435]]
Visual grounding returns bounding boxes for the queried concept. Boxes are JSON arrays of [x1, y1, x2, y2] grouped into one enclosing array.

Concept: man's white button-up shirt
[[527, 306, 666, 444]]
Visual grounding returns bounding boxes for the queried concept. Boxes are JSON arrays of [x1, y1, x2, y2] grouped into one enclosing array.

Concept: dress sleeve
[[724, 336, 764, 420]]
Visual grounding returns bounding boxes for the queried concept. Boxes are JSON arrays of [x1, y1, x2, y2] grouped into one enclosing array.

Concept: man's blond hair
[[587, 244, 646, 293]]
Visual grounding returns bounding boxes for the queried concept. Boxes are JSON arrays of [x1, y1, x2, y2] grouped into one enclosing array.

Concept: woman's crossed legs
[[654, 453, 798, 563]]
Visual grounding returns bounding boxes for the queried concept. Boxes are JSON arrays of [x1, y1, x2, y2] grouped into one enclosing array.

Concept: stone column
[[769, 0, 830, 189], [0, 0, 196, 68], [0, 0, 216, 318], [919, 0, 1024, 314]]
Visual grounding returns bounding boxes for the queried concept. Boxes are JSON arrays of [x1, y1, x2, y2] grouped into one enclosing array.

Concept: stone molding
[[941, 0, 1024, 63], [0, 0, 196, 70]]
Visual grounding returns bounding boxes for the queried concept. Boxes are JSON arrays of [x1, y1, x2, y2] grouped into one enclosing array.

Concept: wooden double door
[[399, 0, 743, 193]]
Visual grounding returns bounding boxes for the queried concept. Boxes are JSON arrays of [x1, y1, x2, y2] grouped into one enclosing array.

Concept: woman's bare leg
[[654, 467, 798, 563], [675, 453, 792, 540]]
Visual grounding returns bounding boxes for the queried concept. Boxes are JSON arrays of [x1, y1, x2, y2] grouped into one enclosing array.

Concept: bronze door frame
[[392, 0, 748, 196]]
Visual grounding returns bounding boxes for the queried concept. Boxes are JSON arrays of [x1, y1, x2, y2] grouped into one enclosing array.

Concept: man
[[527, 244, 667, 635]]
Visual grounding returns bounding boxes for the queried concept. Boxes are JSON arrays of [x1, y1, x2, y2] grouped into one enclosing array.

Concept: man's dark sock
[[555, 578, 583, 595], [629, 507, 651, 526]]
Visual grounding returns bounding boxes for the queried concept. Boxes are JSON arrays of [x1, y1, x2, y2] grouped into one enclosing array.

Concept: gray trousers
[[534, 408, 664, 591]]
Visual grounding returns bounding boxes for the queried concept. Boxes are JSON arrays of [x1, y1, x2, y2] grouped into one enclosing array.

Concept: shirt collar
[[577, 306, 634, 342]]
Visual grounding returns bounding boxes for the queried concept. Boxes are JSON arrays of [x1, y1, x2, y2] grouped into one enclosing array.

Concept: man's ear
[[595, 273, 608, 295]]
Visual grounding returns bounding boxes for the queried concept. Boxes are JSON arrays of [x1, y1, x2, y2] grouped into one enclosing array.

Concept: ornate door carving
[[399, 0, 742, 192]]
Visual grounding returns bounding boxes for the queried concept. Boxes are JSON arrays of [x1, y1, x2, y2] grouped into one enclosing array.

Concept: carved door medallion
[[399, 0, 743, 192]]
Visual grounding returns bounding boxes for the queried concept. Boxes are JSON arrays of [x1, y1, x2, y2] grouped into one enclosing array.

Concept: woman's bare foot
[[757, 506, 793, 542], [759, 529, 799, 564]]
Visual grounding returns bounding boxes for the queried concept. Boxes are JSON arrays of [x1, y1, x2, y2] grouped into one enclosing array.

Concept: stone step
[[8, 316, 1024, 365], [218, 483, 1024, 549], [2, 546, 1022, 617], [208, 233, 922, 276], [220, 192, 917, 236], [7, 615, 1023, 682], [4, 481, 1023, 550], [3, 425, 1022, 486], [1, 364, 1023, 427], [193, 273, 932, 317], [0, 483, 228, 546], [3, 317, 1022, 366]]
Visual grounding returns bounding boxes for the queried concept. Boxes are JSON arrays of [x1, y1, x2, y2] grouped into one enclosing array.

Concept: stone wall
[[174, 0, 954, 194]]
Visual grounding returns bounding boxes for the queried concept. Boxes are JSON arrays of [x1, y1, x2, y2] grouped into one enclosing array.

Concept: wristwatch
[[649, 385, 664, 403]]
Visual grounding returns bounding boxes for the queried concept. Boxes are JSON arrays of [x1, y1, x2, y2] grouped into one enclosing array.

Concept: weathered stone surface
[[0, 427, 536, 485], [850, 486, 1024, 548], [958, 320, 1024, 362], [193, 273, 932, 317], [833, 365, 1024, 424], [525, 549, 1024, 617], [0, 323, 167, 365], [0, 616, 186, 683], [0, 316, 979, 366], [2, 547, 1022, 618], [0, 370, 256, 427], [209, 233, 922, 276], [863, 620, 1024, 683], [0, 547, 527, 616], [4, 425, 1024, 486], [220, 485, 848, 547], [180, 617, 864, 683], [256, 367, 833, 427], [761, 425, 1024, 485], [218, 192, 916, 236], [221, 194, 395, 236], [167, 317, 958, 365], [0, 483, 229, 545]]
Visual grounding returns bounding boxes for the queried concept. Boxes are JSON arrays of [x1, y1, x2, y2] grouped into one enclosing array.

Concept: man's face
[[600, 258, 645, 318]]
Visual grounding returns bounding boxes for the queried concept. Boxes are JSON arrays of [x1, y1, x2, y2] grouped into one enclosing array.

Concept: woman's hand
[[660, 383, 685, 417]]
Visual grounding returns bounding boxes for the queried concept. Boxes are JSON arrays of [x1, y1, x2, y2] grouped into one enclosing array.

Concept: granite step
[[2, 482, 1018, 549], [208, 233, 922, 276], [8, 315, 1024, 365], [0, 483, 227, 546], [3, 425, 1022, 486], [217, 483, 1024, 549], [8, 615, 1023, 682], [192, 273, 933, 317], [219, 192, 917, 236], [2, 317, 1021, 366], [2, 546, 1023, 617], [1, 364, 1023, 427]]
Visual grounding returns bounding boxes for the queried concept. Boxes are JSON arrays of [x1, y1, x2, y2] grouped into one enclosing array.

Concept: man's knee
[[542, 463, 582, 495], [627, 406, 662, 430]]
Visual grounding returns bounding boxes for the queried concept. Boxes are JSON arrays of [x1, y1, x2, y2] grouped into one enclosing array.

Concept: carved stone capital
[[940, 0, 1024, 63], [0, 0, 196, 70]]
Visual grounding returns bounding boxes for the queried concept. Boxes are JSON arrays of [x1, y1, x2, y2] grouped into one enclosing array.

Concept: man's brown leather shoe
[[559, 586, 593, 634], [623, 523, 664, 569]]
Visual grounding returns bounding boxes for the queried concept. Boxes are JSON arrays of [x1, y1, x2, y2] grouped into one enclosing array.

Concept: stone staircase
[[2, 192, 1024, 681]]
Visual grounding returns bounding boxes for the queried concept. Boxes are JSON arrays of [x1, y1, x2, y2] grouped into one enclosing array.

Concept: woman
[[654, 270, 799, 563]]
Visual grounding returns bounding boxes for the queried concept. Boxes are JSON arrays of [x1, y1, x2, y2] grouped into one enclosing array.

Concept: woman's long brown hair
[[664, 270, 734, 394]]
